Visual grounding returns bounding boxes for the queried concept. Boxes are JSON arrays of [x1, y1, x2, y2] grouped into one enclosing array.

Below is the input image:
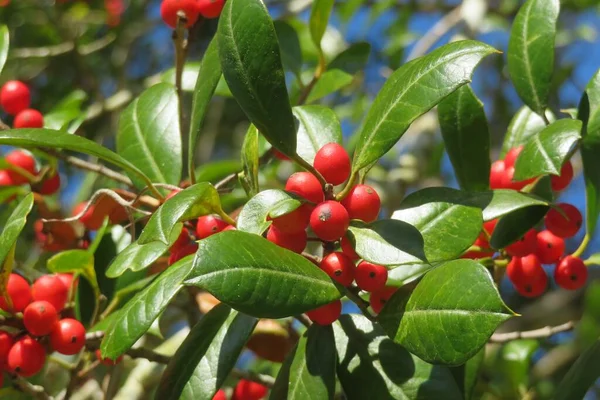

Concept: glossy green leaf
[[386, 263, 440, 288], [294, 105, 343, 165], [507, 0, 559, 116], [241, 125, 260, 197], [271, 325, 336, 400], [160, 62, 202, 92], [117, 83, 182, 186], [450, 349, 485, 400], [501, 340, 538, 395], [185, 231, 343, 318], [438, 85, 491, 191], [309, 0, 334, 51], [333, 314, 462, 400], [554, 340, 600, 400], [218, 0, 296, 156], [379, 260, 514, 365], [352, 40, 497, 171], [0, 25, 8, 76], [138, 183, 222, 245], [156, 304, 257, 400], [268, 198, 302, 219], [0, 194, 33, 268], [347, 220, 427, 266], [44, 90, 88, 131], [0, 129, 155, 190], [47, 249, 93, 274], [274, 20, 303, 78], [500, 106, 548, 157], [101, 256, 194, 359], [329, 42, 371, 75], [306, 69, 354, 104], [188, 38, 222, 180], [106, 240, 169, 278], [195, 160, 241, 184], [237, 189, 300, 235]]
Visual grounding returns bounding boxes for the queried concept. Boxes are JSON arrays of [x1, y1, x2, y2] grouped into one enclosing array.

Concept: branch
[[489, 321, 577, 343], [13, 376, 52, 400], [231, 369, 276, 388], [10, 33, 116, 59]]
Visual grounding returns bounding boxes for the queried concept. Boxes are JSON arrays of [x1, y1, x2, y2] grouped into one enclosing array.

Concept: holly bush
[[0, 0, 599, 399]]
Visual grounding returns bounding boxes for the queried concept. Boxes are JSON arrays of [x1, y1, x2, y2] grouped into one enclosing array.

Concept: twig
[[13, 377, 52, 400], [214, 149, 275, 190], [489, 321, 577, 343], [344, 286, 377, 321], [406, 5, 463, 62], [10, 33, 116, 59], [231, 369, 276, 388], [127, 347, 171, 364], [295, 314, 312, 328]]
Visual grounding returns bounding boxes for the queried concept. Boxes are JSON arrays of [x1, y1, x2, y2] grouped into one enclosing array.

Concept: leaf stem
[[335, 170, 358, 201], [573, 234, 590, 258], [292, 154, 328, 189]]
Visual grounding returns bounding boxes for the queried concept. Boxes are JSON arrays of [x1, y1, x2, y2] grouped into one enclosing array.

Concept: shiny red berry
[[56, 274, 76, 292], [551, 161, 574, 191], [555, 256, 588, 290], [504, 146, 523, 168], [285, 172, 324, 205], [310, 201, 350, 242], [483, 219, 498, 236], [0, 331, 14, 366], [0, 169, 15, 187], [306, 300, 342, 326], [506, 255, 547, 298], [168, 242, 198, 266], [13, 109, 44, 128], [212, 389, 227, 400], [96, 349, 124, 366], [270, 204, 311, 234], [0, 273, 32, 312], [38, 171, 61, 195], [490, 160, 506, 189], [170, 227, 191, 252], [266, 225, 307, 254], [5, 150, 37, 185], [355, 261, 388, 292], [501, 166, 534, 191], [462, 235, 494, 259], [319, 252, 355, 286], [73, 201, 103, 231], [7, 336, 46, 377], [196, 215, 230, 239], [370, 287, 397, 314], [234, 379, 268, 400], [545, 203, 582, 238], [340, 235, 360, 261], [23, 301, 59, 336], [197, 0, 225, 18], [50, 318, 86, 355], [273, 149, 290, 161], [160, 0, 201, 28], [0, 80, 31, 115], [340, 184, 381, 222], [535, 230, 565, 264], [313, 143, 351, 185], [505, 229, 537, 257], [32, 275, 69, 312]]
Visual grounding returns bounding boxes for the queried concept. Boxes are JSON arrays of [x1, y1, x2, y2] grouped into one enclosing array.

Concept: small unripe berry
[[50, 318, 86, 355], [340, 235, 360, 261], [310, 201, 350, 242], [38, 171, 61, 195], [555, 256, 588, 290], [197, 0, 225, 18], [0, 80, 31, 115], [355, 261, 388, 292], [96, 349, 124, 366], [306, 300, 342, 325], [0, 273, 32, 312], [503, 146, 523, 168], [313, 143, 351, 185], [160, 0, 201, 28], [551, 161, 574, 191], [489, 160, 506, 189], [32, 275, 69, 312], [196, 215, 231, 239], [0, 330, 14, 366], [319, 252, 356, 286], [234, 379, 269, 400], [545, 203, 582, 238], [266, 225, 307, 254], [285, 172, 324, 205], [13, 109, 44, 128], [340, 184, 381, 222], [24, 301, 59, 336], [505, 229, 537, 257], [168, 242, 198, 266], [506, 255, 547, 298], [5, 150, 37, 185], [535, 230, 565, 264], [370, 287, 397, 314], [7, 336, 46, 377], [270, 204, 311, 234]]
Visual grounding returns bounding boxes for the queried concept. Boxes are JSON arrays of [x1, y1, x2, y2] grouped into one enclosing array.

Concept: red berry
[[160, 0, 201, 28], [340, 184, 381, 223], [0, 80, 31, 115], [213, 389, 227, 400], [234, 379, 268, 400], [535, 230, 565, 264], [355, 261, 388, 292], [545, 203, 582, 238], [285, 172, 324, 205], [483, 219, 498, 236], [196, 215, 230, 239], [73, 201, 103, 231], [13, 109, 44, 128], [504, 146, 523, 168], [370, 287, 397, 314], [310, 201, 350, 242], [23, 301, 59, 336], [5, 150, 37, 185], [313, 143, 351, 185], [170, 227, 191, 252], [462, 235, 494, 259], [0, 169, 15, 187], [266, 225, 307, 254], [197, 0, 225, 18], [319, 252, 355, 286], [32, 275, 69, 312], [490, 160, 506, 189], [56, 274, 76, 292], [0, 274, 32, 312], [95, 349, 124, 366], [506, 255, 547, 298], [270, 204, 311, 234], [501, 166, 534, 191], [340, 235, 360, 261], [50, 318, 86, 355], [165, 189, 181, 201], [0, 331, 14, 366], [7, 336, 46, 377], [38, 171, 61, 195], [273, 149, 290, 161], [168, 242, 198, 266], [551, 161, 574, 191], [555, 256, 588, 290], [505, 229, 537, 257], [306, 300, 342, 326]]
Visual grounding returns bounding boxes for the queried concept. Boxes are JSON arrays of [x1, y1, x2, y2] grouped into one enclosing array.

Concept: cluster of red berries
[[1, 80, 44, 129], [160, 0, 225, 28], [0, 273, 91, 379], [465, 146, 586, 297], [0, 149, 61, 197], [212, 379, 268, 400]]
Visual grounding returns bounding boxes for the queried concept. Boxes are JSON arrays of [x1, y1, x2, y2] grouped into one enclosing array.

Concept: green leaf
[[333, 314, 462, 399], [185, 231, 343, 318], [188, 38, 222, 180], [268, 198, 302, 219], [241, 125, 260, 197], [554, 340, 600, 400], [0, 194, 33, 268], [306, 69, 354, 104], [379, 260, 514, 365], [106, 240, 169, 278], [352, 40, 497, 171], [0, 25, 8, 76], [500, 340, 538, 395], [44, 90, 88, 131], [500, 106, 549, 157], [274, 20, 303, 78], [329, 42, 371, 75], [101, 256, 194, 359], [138, 183, 222, 246], [237, 189, 300, 235], [450, 349, 485, 400], [438, 85, 491, 191], [392, 189, 483, 262], [513, 119, 582, 180], [218, 0, 297, 156], [387, 263, 440, 288], [0, 129, 156, 191], [156, 304, 257, 400], [294, 105, 343, 165], [160, 62, 202, 92], [47, 249, 94, 274], [195, 160, 241, 184], [271, 325, 336, 400], [507, 0, 559, 116], [117, 83, 182, 186], [309, 0, 334, 51], [347, 220, 427, 267]]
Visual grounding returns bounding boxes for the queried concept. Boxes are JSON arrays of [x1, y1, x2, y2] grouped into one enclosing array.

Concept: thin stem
[[573, 234, 590, 258], [489, 321, 577, 343], [344, 286, 376, 321], [231, 369, 275, 388], [13, 377, 52, 400], [219, 211, 237, 227], [292, 154, 328, 189], [335, 171, 358, 201], [173, 13, 189, 179]]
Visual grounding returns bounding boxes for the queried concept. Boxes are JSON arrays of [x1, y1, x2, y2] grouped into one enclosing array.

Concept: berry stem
[[572, 234, 590, 258], [291, 154, 329, 190], [218, 211, 237, 227], [335, 170, 358, 201], [13, 377, 52, 400], [344, 286, 377, 322]]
